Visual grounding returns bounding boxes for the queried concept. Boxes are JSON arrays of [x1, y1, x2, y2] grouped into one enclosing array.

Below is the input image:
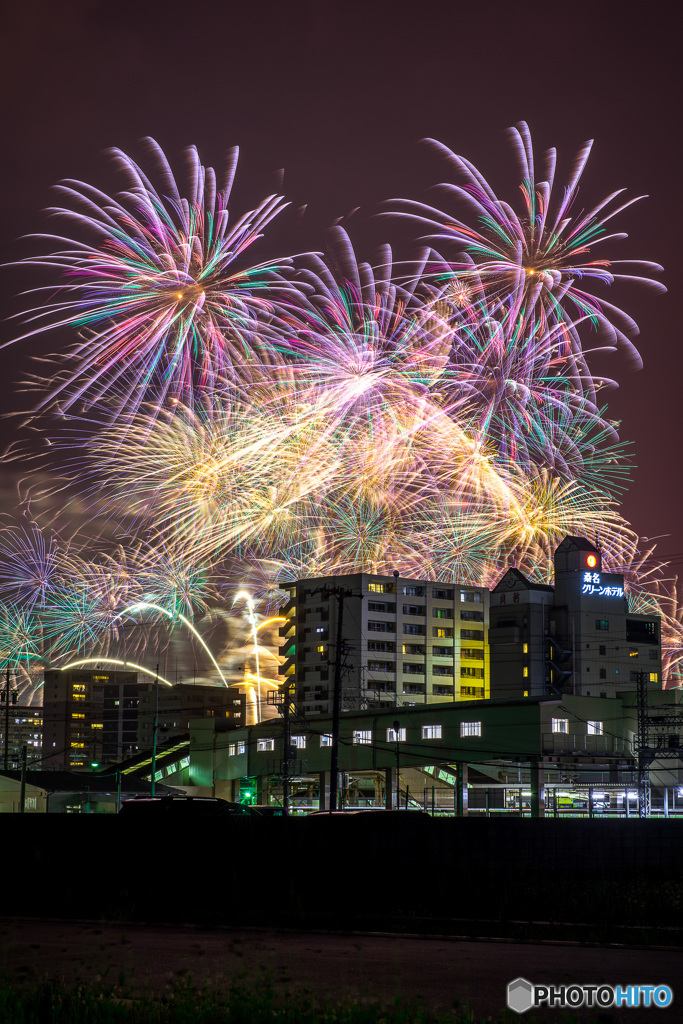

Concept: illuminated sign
[[586, 554, 598, 568], [581, 572, 624, 598]]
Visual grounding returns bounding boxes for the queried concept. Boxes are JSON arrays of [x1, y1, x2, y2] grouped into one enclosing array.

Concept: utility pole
[[635, 669, 651, 818], [330, 588, 351, 813], [151, 663, 159, 796], [19, 744, 27, 813], [3, 667, 18, 771], [282, 679, 292, 814]]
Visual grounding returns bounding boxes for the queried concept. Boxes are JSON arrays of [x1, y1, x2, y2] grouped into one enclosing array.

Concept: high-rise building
[[489, 536, 663, 698], [42, 668, 135, 768], [42, 667, 246, 768], [0, 705, 43, 769], [280, 572, 490, 715]]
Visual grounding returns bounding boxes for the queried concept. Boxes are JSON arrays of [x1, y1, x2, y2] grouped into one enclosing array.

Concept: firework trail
[[7, 140, 298, 420], [4, 128, 680, 696]]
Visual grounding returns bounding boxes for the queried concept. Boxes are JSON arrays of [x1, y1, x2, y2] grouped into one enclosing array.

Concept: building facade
[[280, 573, 490, 716], [0, 705, 43, 769], [43, 668, 246, 769], [489, 536, 663, 699]]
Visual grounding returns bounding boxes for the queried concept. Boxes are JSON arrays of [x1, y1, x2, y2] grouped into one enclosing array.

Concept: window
[[460, 721, 481, 737], [257, 738, 275, 752], [368, 601, 396, 613], [629, 649, 638, 658], [626, 619, 658, 644], [403, 623, 425, 635], [460, 629, 482, 641], [599, 668, 606, 679], [403, 604, 424, 616], [71, 712, 85, 719], [369, 620, 395, 632], [403, 663, 425, 674], [630, 671, 639, 682], [368, 582, 386, 593], [650, 672, 659, 684], [238, 740, 246, 755], [460, 590, 482, 603], [461, 610, 484, 622], [353, 730, 372, 745], [432, 588, 453, 599], [422, 724, 442, 739], [229, 743, 236, 756], [596, 620, 609, 631], [599, 645, 606, 655], [523, 667, 529, 677], [587, 721, 603, 735], [320, 734, 333, 747], [402, 585, 425, 596], [317, 645, 325, 653], [551, 718, 569, 734], [649, 649, 658, 660], [432, 607, 452, 619], [292, 735, 306, 749], [368, 660, 394, 672], [386, 727, 406, 742], [460, 686, 484, 697], [369, 640, 396, 652], [461, 666, 483, 678], [432, 665, 453, 676], [433, 645, 452, 656], [316, 626, 326, 633], [433, 627, 454, 639], [402, 643, 424, 655]]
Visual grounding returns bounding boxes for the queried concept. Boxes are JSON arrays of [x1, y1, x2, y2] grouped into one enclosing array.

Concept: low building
[[188, 691, 681, 813], [0, 769, 176, 813]]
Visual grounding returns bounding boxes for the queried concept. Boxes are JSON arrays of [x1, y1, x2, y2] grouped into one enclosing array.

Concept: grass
[[0, 977, 535, 1024]]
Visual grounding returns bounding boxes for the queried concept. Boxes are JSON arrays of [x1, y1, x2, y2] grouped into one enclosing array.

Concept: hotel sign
[[581, 572, 624, 598]]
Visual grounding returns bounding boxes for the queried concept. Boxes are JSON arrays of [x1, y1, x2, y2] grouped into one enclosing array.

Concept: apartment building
[[42, 668, 246, 768], [280, 572, 490, 715]]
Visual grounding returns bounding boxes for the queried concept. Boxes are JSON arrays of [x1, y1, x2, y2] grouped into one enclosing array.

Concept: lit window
[[523, 667, 529, 677], [292, 735, 306, 749], [649, 672, 659, 684], [595, 620, 609, 631], [422, 724, 442, 740], [238, 741, 246, 755], [523, 643, 528, 654], [552, 718, 569, 734], [523, 690, 529, 697], [353, 730, 372, 745], [316, 645, 325, 653], [460, 721, 481, 737], [368, 582, 386, 593], [229, 743, 236, 756], [587, 721, 603, 735], [91, 723, 102, 729], [257, 738, 275, 752], [71, 712, 85, 719], [320, 734, 333, 747], [386, 727, 406, 742], [629, 649, 638, 658]]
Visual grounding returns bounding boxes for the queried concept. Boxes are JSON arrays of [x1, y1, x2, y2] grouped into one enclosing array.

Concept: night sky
[[2, 1, 680, 565]]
